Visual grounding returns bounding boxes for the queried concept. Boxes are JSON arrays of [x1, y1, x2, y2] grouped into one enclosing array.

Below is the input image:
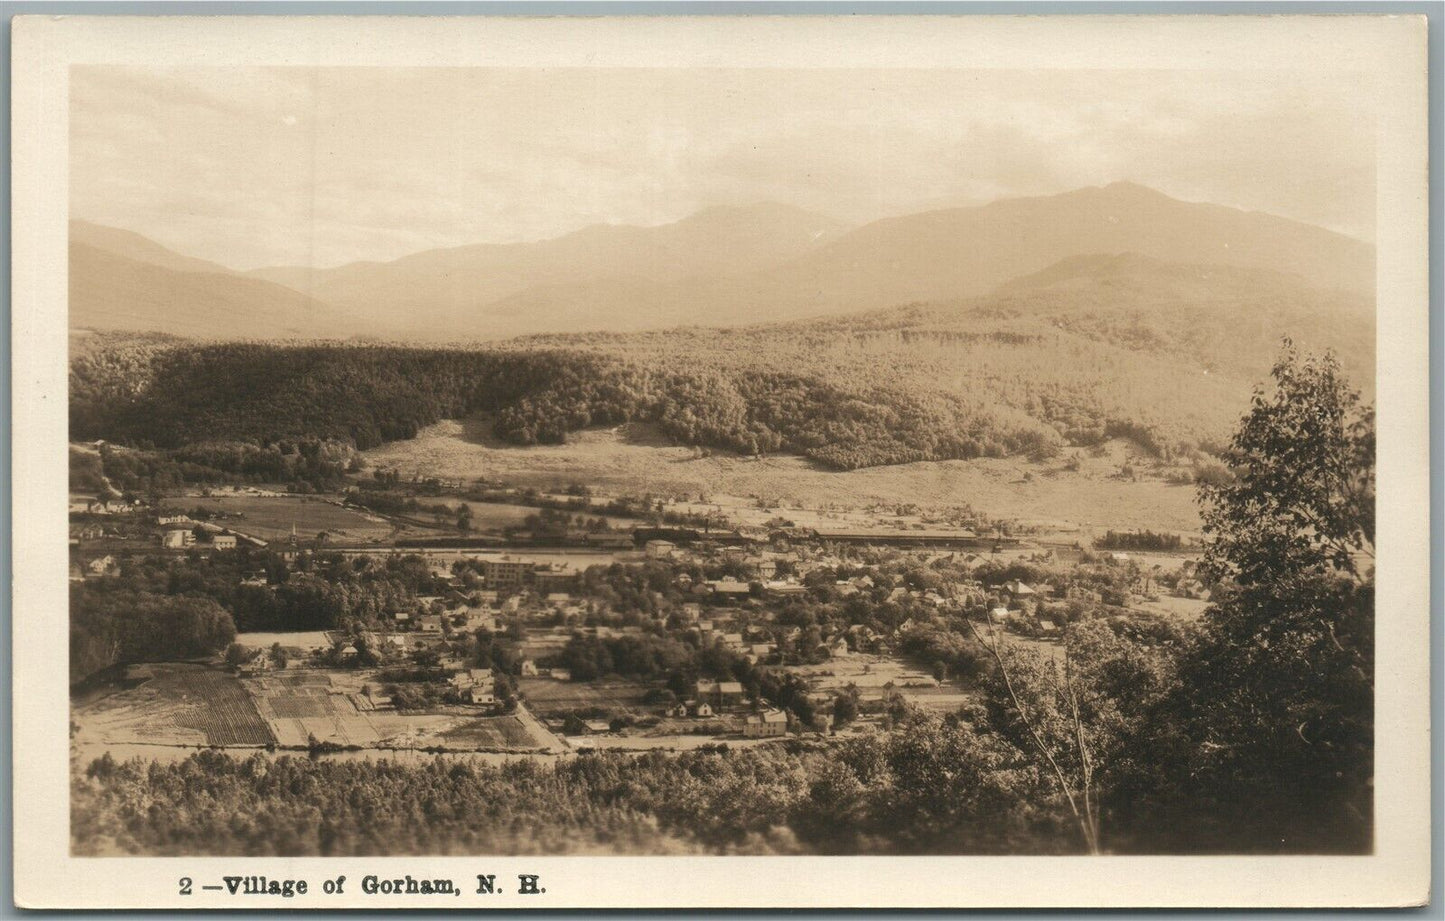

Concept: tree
[[965, 613, 1102, 854], [224, 643, 256, 669], [1116, 343, 1375, 853]]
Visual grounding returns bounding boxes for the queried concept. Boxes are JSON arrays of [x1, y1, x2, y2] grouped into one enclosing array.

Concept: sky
[[70, 65, 1377, 271]]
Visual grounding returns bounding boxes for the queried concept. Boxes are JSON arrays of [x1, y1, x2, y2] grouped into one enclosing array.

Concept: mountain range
[[70, 182, 1373, 343]]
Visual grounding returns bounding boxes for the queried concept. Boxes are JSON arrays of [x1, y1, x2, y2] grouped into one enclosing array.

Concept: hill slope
[[70, 219, 237, 276], [69, 242, 345, 341]]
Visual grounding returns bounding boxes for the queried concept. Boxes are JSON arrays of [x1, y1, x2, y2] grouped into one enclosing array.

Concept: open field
[[162, 495, 394, 543], [787, 653, 979, 713], [518, 677, 653, 715], [1133, 595, 1211, 620], [235, 631, 335, 653], [418, 498, 645, 532], [363, 420, 1203, 535]]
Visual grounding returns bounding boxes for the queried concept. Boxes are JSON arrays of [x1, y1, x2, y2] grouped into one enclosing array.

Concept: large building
[[481, 558, 531, 591], [743, 709, 788, 737], [161, 529, 195, 548]]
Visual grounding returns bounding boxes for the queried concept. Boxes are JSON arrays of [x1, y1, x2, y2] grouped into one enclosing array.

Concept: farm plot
[[517, 678, 652, 716], [72, 663, 274, 747], [245, 672, 383, 747]]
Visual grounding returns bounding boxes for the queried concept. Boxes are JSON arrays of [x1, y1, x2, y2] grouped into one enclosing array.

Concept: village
[[68, 479, 1208, 760]]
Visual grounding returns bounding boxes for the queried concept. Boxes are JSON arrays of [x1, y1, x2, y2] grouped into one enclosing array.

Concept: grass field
[[363, 419, 1203, 535], [162, 495, 394, 543]]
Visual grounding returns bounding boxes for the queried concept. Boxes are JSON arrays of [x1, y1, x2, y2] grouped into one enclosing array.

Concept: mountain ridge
[[71, 183, 1375, 342]]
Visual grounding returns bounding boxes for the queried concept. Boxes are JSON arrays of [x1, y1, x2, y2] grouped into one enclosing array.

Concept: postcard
[[11, 11, 1431, 909]]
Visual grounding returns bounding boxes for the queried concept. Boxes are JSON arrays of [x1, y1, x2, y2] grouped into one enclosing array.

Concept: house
[[70, 523, 104, 541], [698, 680, 744, 709], [520, 659, 539, 676], [211, 534, 238, 550], [86, 555, 119, 577], [644, 539, 675, 560], [720, 633, 745, 649], [826, 636, 851, 658], [718, 681, 744, 707], [664, 701, 689, 718], [690, 701, 713, 718], [679, 603, 702, 622], [161, 529, 195, 549], [743, 709, 789, 738], [1005, 580, 1037, 599], [582, 719, 612, 734]]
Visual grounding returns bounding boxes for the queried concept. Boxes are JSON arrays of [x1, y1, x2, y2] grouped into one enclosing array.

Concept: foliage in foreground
[[73, 720, 1069, 857]]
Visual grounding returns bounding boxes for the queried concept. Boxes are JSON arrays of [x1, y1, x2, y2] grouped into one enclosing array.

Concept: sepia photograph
[[11, 11, 1432, 910]]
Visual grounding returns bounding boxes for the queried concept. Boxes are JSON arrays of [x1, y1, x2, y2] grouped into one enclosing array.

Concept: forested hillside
[[69, 253, 1372, 483]]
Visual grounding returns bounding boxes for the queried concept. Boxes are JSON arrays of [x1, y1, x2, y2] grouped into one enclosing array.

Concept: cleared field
[[441, 715, 542, 748], [235, 631, 334, 652], [788, 654, 981, 714], [421, 499, 644, 532], [518, 678, 652, 715], [162, 495, 393, 542], [363, 420, 1202, 534], [1134, 596, 1210, 620], [72, 663, 274, 747]]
